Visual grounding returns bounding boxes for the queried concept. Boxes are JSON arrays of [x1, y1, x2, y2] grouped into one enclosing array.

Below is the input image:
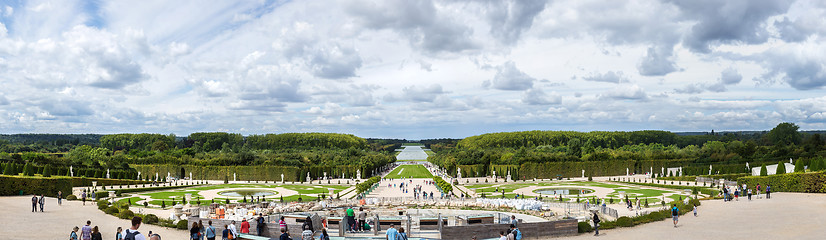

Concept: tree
[[42, 165, 52, 177], [22, 162, 33, 176], [776, 161, 786, 175], [3, 163, 15, 175], [766, 122, 801, 146], [760, 164, 768, 176], [810, 158, 821, 172], [794, 159, 805, 172]]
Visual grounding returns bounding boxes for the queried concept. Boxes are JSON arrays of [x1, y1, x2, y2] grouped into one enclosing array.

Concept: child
[[693, 205, 697, 217]]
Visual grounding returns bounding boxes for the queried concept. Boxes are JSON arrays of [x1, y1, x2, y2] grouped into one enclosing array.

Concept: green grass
[[386, 165, 433, 178], [280, 185, 348, 194], [141, 190, 202, 200]]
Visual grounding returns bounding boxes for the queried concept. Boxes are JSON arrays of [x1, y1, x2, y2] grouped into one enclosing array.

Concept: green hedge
[[737, 171, 826, 193], [612, 181, 718, 196], [356, 176, 380, 194], [433, 176, 452, 193], [69, 177, 148, 187], [113, 184, 198, 195], [597, 198, 699, 230], [132, 165, 300, 182], [519, 160, 635, 179], [0, 175, 72, 197]]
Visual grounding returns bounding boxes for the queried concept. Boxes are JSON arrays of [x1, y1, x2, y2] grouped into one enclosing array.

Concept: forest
[[428, 123, 826, 179]]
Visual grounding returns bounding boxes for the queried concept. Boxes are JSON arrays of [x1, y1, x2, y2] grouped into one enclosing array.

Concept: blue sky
[[0, 0, 825, 139]]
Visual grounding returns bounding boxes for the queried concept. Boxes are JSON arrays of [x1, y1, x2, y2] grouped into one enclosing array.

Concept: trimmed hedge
[[356, 176, 380, 194], [113, 184, 198, 195], [132, 164, 300, 182], [613, 181, 718, 197], [737, 171, 826, 193], [433, 176, 452, 193], [577, 221, 592, 233], [69, 177, 148, 188], [0, 175, 72, 198], [597, 199, 699, 230]]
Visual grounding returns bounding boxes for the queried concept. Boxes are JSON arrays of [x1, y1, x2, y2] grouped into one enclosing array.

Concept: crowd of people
[[69, 217, 160, 240], [721, 183, 771, 202]]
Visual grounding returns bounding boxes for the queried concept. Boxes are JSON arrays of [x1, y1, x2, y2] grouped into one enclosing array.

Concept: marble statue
[[70, 166, 73, 177], [106, 169, 110, 179]]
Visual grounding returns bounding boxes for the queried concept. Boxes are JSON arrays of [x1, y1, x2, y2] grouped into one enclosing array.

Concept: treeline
[[0, 134, 103, 153], [431, 123, 826, 179]]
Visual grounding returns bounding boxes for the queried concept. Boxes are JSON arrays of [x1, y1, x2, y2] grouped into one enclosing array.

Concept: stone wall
[[439, 219, 577, 240]]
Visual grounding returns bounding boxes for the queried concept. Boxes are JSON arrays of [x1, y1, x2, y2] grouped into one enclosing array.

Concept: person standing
[[358, 207, 367, 232], [124, 216, 146, 240], [510, 215, 518, 227], [82, 191, 87, 206], [116, 227, 123, 240], [256, 214, 265, 236], [756, 184, 761, 199], [278, 228, 290, 240], [318, 229, 331, 240], [398, 227, 408, 240], [191, 222, 201, 240], [228, 221, 239, 238], [82, 221, 93, 240], [385, 224, 398, 240], [278, 216, 287, 231], [91, 226, 102, 240], [205, 220, 216, 240], [346, 207, 356, 232], [301, 225, 313, 240], [498, 231, 507, 240], [58, 191, 63, 205], [39, 194, 45, 212], [671, 204, 679, 227], [31, 195, 38, 212], [240, 218, 251, 234], [221, 225, 230, 240], [199, 220, 205, 240], [592, 212, 600, 236], [766, 185, 771, 199], [509, 225, 522, 240], [70, 226, 79, 240]]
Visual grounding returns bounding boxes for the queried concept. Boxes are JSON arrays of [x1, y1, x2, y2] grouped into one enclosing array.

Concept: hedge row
[[737, 171, 826, 193], [612, 181, 717, 196], [356, 176, 380, 194], [518, 160, 635, 179], [433, 176, 452, 193], [70, 177, 149, 187], [132, 165, 300, 182], [0, 175, 72, 198], [595, 198, 701, 231]]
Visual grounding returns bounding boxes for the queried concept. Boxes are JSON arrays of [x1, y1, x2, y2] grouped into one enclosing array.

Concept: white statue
[[626, 168, 629, 176], [679, 167, 683, 176], [582, 169, 585, 178], [70, 166, 74, 177], [649, 167, 653, 176], [457, 168, 461, 178], [233, 173, 236, 182], [189, 172, 192, 180], [661, 167, 664, 176], [492, 170, 496, 179], [167, 172, 170, 180], [709, 165, 712, 175], [137, 171, 141, 180], [306, 172, 311, 182], [280, 173, 284, 183], [790, 158, 793, 164], [506, 170, 512, 181], [746, 162, 749, 169], [323, 172, 327, 180], [357, 169, 362, 180], [106, 169, 110, 179], [155, 172, 158, 181]]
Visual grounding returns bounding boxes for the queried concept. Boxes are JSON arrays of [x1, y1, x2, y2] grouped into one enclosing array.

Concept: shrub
[[0, 175, 73, 198], [616, 217, 633, 227], [105, 206, 120, 215], [66, 194, 77, 200], [760, 164, 768, 176], [176, 220, 188, 230], [647, 211, 663, 221], [776, 161, 786, 175], [118, 209, 134, 219], [577, 221, 593, 233], [588, 176, 593, 181], [144, 214, 159, 224], [795, 160, 805, 172]]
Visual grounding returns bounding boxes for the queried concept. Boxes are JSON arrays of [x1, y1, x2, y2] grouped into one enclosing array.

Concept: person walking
[[278, 228, 290, 240], [766, 185, 771, 199], [205, 220, 216, 240], [498, 231, 507, 240], [58, 191, 63, 205], [82, 221, 92, 240], [91, 226, 102, 240], [199, 220, 205, 240], [358, 207, 367, 232], [221, 225, 230, 240], [592, 212, 600, 236], [82, 191, 87, 206], [116, 227, 124, 240], [256, 214, 266, 236], [346, 207, 356, 233], [278, 216, 287, 231], [318, 228, 331, 240], [509, 225, 522, 240], [670, 204, 679, 227], [39, 194, 45, 212], [31, 195, 38, 212], [693, 205, 698, 217], [70, 226, 79, 240], [124, 216, 146, 240], [385, 224, 398, 240], [228, 220, 239, 238], [301, 216, 313, 234], [757, 184, 761, 199]]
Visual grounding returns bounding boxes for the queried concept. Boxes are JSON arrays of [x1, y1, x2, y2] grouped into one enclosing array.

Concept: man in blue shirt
[[204, 220, 216, 240], [386, 224, 399, 240]]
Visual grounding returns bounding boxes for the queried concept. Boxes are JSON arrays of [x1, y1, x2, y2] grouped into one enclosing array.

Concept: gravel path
[[557, 192, 826, 240], [1, 196, 188, 240]]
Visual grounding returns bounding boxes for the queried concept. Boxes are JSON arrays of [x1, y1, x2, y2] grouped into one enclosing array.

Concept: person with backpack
[[221, 225, 230, 240], [671, 204, 679, 228], [766, 185, 771, 199], [398, 227, 408, 240], [592, 212, 600, 236], [124, 216, 146, 240], [82, 191, 87, 206], [70, 226, 79, 240], [509, 225, 521, 240], [91, 226, 102, 240], [205, 220, 216, 240], [256, 214, 266, 236]]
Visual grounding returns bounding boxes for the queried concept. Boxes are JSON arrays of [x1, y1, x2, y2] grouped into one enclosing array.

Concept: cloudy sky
[[1, 0, 825, 139]]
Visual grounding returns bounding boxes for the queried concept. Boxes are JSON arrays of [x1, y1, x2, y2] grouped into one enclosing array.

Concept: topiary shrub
[[66, 194, 77, 200], [143, 214, 159, 224], [577, 221, 593, 233], [118, 209, 134, 219], [616, 216, 633, 227], [176, 220, 188, 230], [647, 211, 663, 220], [105, 206, 120, 215]]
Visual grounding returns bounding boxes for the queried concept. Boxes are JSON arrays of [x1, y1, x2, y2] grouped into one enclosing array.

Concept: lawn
[[386, 165, 433, 178]]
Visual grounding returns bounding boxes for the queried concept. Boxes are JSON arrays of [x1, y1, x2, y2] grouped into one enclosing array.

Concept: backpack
[[671, 207, 678, 216], [124, 229, 139, 240]]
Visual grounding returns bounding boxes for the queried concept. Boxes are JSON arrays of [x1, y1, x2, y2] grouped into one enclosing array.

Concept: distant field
[[386, 164, 433, 178], [401, 143, 424, 146]]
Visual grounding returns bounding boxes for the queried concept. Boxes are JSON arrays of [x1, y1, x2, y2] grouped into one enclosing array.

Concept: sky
[[0, 0, 825, 139]]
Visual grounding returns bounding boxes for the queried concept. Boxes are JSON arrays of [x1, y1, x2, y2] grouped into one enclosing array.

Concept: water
[[534, 188, 593, 195], [219, 190, 276, 197]]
